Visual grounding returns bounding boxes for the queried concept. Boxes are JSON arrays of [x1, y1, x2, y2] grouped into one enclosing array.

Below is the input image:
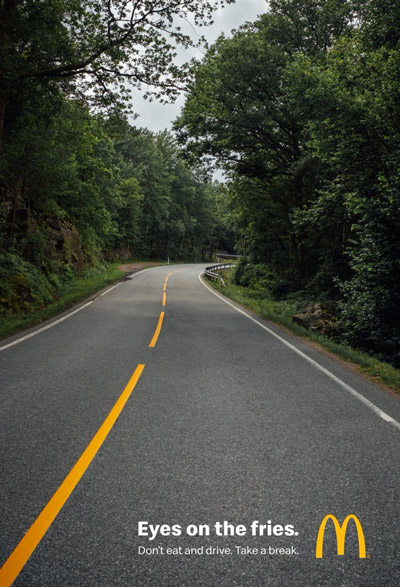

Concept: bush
[[233, 260, 275, 291], [0, 252, 58, 315], [270, 279, 304, 300], [338, 228, 400, 367]]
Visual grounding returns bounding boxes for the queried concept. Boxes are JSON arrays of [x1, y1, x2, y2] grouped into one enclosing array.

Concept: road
[[0, 264, 399, 586]]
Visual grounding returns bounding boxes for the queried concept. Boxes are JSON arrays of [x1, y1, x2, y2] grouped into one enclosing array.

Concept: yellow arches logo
[[316, 515, 366, 559]]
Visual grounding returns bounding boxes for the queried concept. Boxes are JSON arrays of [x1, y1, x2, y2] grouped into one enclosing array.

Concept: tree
[[175, 0, 400, 365], [0, 0, 232, 154], [299, 30, 400, 362], [112, 123, 219, 260], [175, 1, 356, 276]]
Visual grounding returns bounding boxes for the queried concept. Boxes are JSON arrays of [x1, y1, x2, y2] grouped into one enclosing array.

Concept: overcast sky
[[130, 0, 269, 132]]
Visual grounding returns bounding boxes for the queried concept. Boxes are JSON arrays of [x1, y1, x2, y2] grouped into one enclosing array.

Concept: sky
[[130, 0, 269, 132]]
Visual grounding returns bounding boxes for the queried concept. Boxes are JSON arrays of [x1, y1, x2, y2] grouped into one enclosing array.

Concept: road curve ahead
[[0, 264, 399, 587]]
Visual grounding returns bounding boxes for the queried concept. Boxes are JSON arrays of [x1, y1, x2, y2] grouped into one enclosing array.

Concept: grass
[[211, 280, 400, 394], [0, 260, 161, 341]]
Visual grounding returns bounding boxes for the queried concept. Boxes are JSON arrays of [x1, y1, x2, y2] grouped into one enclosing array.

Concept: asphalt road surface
[[1, 264, 400, 587]]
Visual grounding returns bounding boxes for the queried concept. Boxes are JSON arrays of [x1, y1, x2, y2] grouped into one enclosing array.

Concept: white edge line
[[0, 266, 162, 352], [0, 301, 94, 351], [98, 283, 121, 297], [199, 272, 400, 433]]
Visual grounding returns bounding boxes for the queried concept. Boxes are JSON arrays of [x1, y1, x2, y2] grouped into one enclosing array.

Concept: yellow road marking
[[165, 268, 184, 286], [162, 292, 166, 307], [163, 283, 167, 292], [0, 364, 145, 587], [149, 312, 165, 348]]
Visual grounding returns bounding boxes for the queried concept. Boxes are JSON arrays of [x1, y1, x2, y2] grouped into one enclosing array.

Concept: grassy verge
[[211, 280, 400, 394], [0, 261, 155, 341]]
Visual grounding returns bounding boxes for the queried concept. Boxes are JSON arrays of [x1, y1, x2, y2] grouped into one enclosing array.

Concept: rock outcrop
[[292, 302, 337, 336]]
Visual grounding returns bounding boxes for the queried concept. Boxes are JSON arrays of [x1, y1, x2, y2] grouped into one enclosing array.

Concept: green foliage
[[0, 252, 57, 315], [177, 0, 400, 367], [0, 98, 223, 317], [339, 222, 400, 366], [233, 260, 275, 291], [0, 261, 125, 339], [0, 77, 229, 325], [111, 123, 223, 260], [0, 0, 233, 147], [0, 0, 237, 324], [174, 1, 353, 278]]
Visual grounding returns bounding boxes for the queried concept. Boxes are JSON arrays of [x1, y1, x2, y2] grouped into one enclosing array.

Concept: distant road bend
[[0, 264, 399, 586]]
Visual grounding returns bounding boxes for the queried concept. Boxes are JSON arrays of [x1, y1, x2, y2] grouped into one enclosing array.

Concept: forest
[[176, 0, 400, 368], [1, 0, 400, 369], [0, 0, 233, 320]]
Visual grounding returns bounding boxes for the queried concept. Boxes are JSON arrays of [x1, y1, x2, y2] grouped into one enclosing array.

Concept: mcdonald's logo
[[316, 515, 366, 558]]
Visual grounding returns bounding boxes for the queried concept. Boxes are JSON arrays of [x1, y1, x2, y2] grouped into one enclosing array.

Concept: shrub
[[0, 252, 58, 315], [233, 260, 275, 291]]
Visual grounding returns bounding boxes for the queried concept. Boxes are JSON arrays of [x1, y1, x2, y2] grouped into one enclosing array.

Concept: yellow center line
[[165, 267, 185, 285], [162, 292, 167, 307], [0, 364, 145, 587], [163, 283, 167, 292], [149, 312, 165, 348]]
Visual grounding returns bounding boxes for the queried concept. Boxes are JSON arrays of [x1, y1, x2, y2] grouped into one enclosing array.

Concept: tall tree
[[175, 1, 357, 276], [0, 0, 232, 153]]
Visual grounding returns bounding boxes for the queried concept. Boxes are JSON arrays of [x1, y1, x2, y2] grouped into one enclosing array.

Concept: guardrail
[[204, 263, 235, 287]]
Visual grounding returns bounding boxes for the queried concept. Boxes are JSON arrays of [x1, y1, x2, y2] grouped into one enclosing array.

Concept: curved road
[[0, 264, 399, 586]]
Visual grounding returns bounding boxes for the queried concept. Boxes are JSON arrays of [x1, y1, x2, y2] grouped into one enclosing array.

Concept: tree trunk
[[0, 0, 21, 158], [0, 88, 6, 157], [6, 176, 22, 249]]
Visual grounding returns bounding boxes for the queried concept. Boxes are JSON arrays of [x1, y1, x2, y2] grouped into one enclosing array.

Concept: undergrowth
[[0, 262, 125, 340]]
